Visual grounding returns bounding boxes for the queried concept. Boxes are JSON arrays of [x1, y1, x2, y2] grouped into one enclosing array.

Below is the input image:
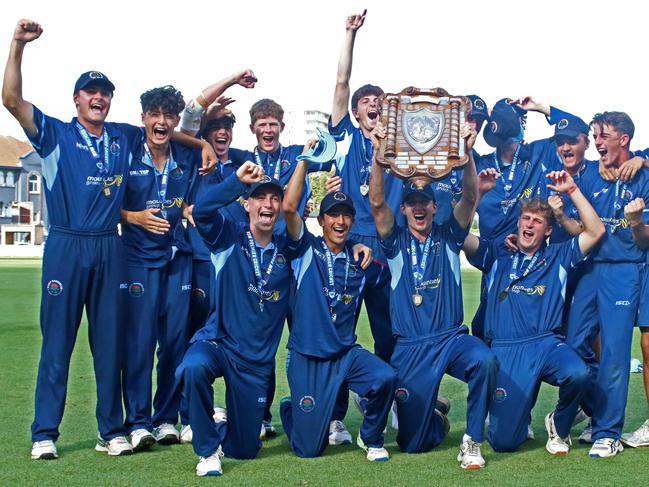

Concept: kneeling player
[[463, 171, 604, 454], [369, 122, 497, 469], [279, 155, 395, 461], [176, 162, 298, 476]]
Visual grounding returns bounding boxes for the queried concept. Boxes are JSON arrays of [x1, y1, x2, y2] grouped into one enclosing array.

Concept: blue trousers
[[177, 340, 269, 459], [392, 328, 497, 452], [189, 259, 212, 337], [32, 228, 126, 442], [122, 252, 192, 432], [280, 346, 395, 458], [488, 334, 589, 452], [566, 262, 640, 440]]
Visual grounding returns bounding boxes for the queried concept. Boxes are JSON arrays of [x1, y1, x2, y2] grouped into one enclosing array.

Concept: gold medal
[[412, 293, 423, 307], [103, 186, 112, 198], [271, 290, 280, 301], [342, 294, 353, 305], [499, 289, 509, 301]]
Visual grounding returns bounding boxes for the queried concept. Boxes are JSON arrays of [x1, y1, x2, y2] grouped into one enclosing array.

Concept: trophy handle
[[403, 87, 450, 98], [384, 97, 399, 159]]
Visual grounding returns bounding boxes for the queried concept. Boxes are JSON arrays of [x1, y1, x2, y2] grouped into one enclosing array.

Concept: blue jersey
[[469, 237, 584, 342], [476, 107, 570, 245], [380, 217, 468, 338], [328, 114, 404, 236], [229, 145, 317, 235], [191, 172, 299, 369], [431, 148, 480, 225], [578, 166, 649, 263], [287, 226, 366, 359], [188, 158, 246, 262], [121, 141, 200, 267], [25, 106, 142, 231]]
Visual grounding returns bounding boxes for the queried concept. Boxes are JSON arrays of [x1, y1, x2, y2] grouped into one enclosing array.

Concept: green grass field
[[0, 259, 647, 486]]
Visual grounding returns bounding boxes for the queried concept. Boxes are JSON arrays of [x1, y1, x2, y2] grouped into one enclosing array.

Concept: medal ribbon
[[254, 146, 285, 181], [322, 240, 350, 315], [76, 122, 110, 175], [144, 143, 171, 219], [410, 232, 433, 292], [359, 135, 373, 189], [246, 231, 278, 299], [492, 144, 521, 196]]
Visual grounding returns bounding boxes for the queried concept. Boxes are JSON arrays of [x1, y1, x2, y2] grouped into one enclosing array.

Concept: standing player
[[176, 162, 298, 476], [2, 19, 143, 458], [463, 171, 604, 454], [369, 121, 497, 469], [279, 155, 395, 461], [566, 111, 649, 457], [119, 86, 200, 450]]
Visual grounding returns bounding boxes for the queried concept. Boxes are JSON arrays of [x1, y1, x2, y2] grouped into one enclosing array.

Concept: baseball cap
[[319, 191, 355, 217], [73, 71, 115, 94], [467, 95, 488, 122], [552, 114, 589, 140], [402, 181, 436, 203], [246, 175, 283, 199], [483, 99, 526, 148]]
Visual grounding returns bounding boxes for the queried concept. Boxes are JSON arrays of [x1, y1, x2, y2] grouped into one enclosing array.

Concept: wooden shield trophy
[[378, 87, 472, 188]]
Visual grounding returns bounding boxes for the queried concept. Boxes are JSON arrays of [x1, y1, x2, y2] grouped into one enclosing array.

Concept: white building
[[283, 109, 330, 145]]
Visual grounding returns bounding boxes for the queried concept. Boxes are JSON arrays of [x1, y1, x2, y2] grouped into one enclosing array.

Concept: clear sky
[[1, 0, 648, 158]]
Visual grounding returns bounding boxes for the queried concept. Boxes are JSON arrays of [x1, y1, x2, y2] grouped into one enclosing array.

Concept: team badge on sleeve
[[299, 395, 315, 412], [46, 280, 63, 296]]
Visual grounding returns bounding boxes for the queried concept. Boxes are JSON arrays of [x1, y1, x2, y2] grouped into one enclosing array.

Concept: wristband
[[566, 184, 577, 195], [196, 92, 209, 109]]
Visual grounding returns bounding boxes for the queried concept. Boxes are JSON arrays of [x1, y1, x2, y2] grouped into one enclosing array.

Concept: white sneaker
[[390, 401, 399, 431], [130, 428, 155, 452], [621, 419, 649, 448], [589, 438, 624, 458], [196, 447, 223, 476], [153, 423, 180, 445], [95, 435, 134, 456], [356, 434, 389, 462], [31, 440, 58, 460], [259, 420, 277, 440], [180, 425, 193, 444], [213, 407, 227, 423], [328, 420, 352, 445], [545, 412, 571, 455], [527, 424, 535, 440], [579, 420, 593, 444], [457, 434, 485, 469]]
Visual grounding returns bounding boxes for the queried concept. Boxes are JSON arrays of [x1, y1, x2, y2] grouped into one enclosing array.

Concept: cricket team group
[[4, 11, 649, 477]]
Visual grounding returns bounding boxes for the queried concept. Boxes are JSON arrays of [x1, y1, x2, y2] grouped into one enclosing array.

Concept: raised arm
[[452, 123, 479, 228], [368, 121, 394, 239], [513, 95, 551, 117], [625, 198, 649, 249], [548, 194, 584, 236], [331, 10, 366, 126], [283, 141, 317, 240], [546, 170, 605, 254], [2, 20, 43, 136]]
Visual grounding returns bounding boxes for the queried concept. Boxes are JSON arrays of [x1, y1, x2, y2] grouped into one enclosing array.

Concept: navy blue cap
[[402, 181, 436, 203], [319, 191, 355, 217], [467, 95, 488, 121], [553, 115, 589, 140], [483, 99, 526, 148], [247, 175, 283, 198], [73, 71, 115, 94]]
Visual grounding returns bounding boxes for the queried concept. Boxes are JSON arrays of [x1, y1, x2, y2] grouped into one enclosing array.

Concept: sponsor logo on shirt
[[258, 396, 267, 403], [85, 174, 123, 186], [145, 197, 184, 210], [129, 169, 151, 176], [510, 284, 546, 296], [615, 300, 631, 306], [181, 284, 192, 291], [600, 217, 629, 231], [120, 283, 128, 289]]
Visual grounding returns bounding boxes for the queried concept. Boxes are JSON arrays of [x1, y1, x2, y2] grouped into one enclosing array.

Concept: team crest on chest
[[170, 167, 184, 180], [110, 141, 120, 155], [275, 253, 286, 268]]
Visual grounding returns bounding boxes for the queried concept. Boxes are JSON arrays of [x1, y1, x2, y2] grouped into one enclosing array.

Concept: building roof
[[0, 136, 34, 168]]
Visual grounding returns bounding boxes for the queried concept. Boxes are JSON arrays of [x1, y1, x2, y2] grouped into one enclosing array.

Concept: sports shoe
[[589, 438, 624, 458], [31, 440, 58, 460], [579, 420, 593, 444], [621, 419, 649, 448], [527, 424, 535, 440], [356, 434, 389, 462], [545, 412, 571, 455], [259, 420, 277, 440], [130, 428, 155, 452], [572, 407, 589, 426], [196, 447, 223, 476], [153, 423, 180, 445], [180, 425, 193, 444], [95, 435, 134, 456], [457, 434, 485, 469], [213, 407, 227, 423], [436, 396, 451, 416], [329, 420, 352, 445], [435, 407, 451, 434]]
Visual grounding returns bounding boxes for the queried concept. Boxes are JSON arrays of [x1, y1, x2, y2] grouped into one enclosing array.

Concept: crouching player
[[176, 162, 298, 476], [279, 153, 395, 461], [463, 170, 605, 454], [369, 122, 497, 469]]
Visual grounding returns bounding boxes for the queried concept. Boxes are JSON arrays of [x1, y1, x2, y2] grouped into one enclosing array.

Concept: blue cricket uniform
[[279, 225, 396, 457], [637, 209, 649, 327], [566, 166, 649, 441], [26, 106, 141, 442], [380, 218, 497, 452], [176, 173, 297, 459], [469, 237, 590, 451], [121, 141, 199, 433], [471, 107, 573, 339], [431, 149, 481, 225]]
